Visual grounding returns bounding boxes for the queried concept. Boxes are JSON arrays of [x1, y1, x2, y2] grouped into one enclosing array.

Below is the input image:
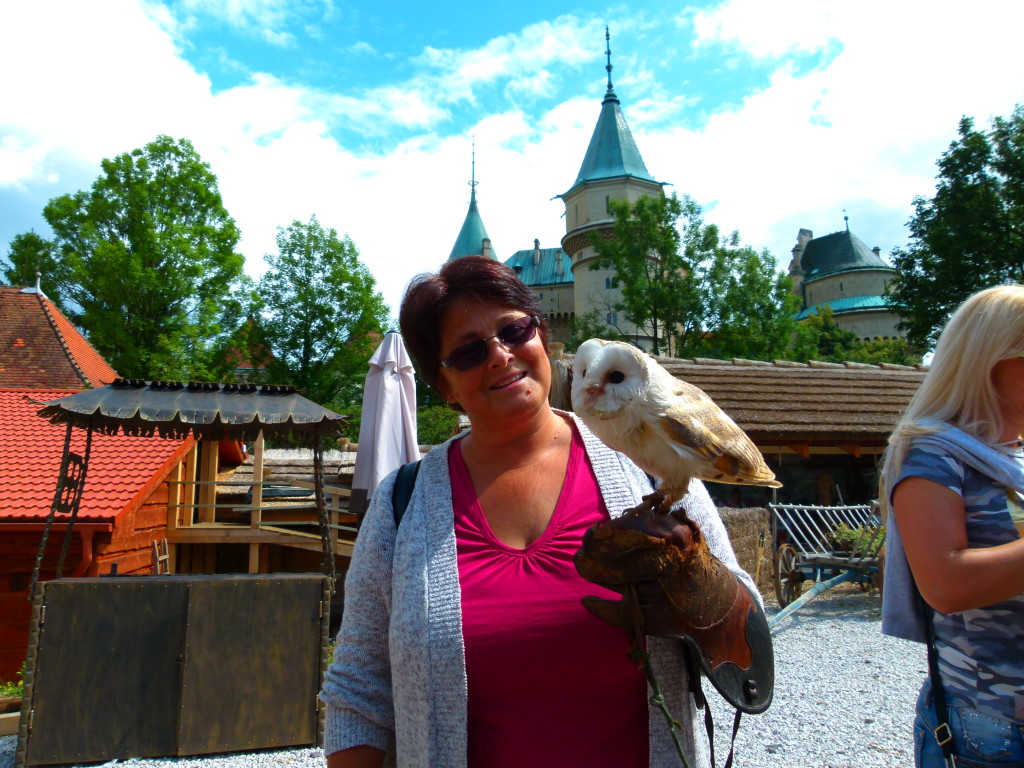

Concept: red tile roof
[[0, 286, 118, 389], [0, 389, 193, 523]]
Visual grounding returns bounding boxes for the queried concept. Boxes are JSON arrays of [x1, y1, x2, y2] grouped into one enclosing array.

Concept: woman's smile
[[491, 370, 528, 390]]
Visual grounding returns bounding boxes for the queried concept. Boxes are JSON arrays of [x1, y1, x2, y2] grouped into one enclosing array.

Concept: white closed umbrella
[[350, 331, 421, 518]]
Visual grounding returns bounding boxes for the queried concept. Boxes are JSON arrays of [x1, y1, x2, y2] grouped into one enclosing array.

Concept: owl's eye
[[608, 370, 625, 384], [580, 369, 586, 378]]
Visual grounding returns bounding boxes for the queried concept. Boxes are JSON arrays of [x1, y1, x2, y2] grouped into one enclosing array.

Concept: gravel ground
[[0, 584, 923, 768]]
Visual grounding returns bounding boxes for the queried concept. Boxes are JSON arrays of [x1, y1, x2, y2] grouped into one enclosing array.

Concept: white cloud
[[175, 0, 329, 46], [643, 0, 1024, 263], [3, 0, 1024, 327]]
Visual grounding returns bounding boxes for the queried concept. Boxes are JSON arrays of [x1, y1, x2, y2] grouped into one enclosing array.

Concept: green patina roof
[[562, 87, 659, 197], [796, 295, 897, 320], [504, 245, 573, 286], [448, 189, 496, 262], [801, 230, 893, 281]]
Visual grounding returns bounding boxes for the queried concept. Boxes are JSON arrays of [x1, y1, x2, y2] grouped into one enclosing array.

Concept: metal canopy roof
[[35, 378, 347, 440]]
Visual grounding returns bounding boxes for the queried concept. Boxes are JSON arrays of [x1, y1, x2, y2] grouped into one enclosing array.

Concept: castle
[[447, 31, 903, 347]]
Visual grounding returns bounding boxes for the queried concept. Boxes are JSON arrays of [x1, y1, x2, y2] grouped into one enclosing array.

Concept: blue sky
[[3, 0, 1024, 317]]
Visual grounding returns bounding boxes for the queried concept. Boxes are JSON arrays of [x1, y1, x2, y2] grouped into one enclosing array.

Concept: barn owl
[[571, 339, 781, 509]]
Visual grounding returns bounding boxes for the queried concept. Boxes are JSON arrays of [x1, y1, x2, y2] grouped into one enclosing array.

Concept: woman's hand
[[893, 476, 1024, 613], [326, 745, 385, 768]]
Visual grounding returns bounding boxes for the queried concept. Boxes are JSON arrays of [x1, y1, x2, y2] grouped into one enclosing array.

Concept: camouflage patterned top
[[895, 442, 1024, 722]]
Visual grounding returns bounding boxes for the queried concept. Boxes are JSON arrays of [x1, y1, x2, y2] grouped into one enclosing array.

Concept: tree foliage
[[4, 135, 248, 380], [2, 231, 67, 292], [888, 105, 1024, 349], [790, 306, 922, 366], [591, 192, 806, 360], [695, 234, 808, 361], [589, 193, 689, 355], [256, 216, 389, 406], [565, 309, 627, 353]]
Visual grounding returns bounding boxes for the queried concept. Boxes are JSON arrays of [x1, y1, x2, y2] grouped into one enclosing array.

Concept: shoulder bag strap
[[391, 460, 422, 529], [919, 590, 956, 764]]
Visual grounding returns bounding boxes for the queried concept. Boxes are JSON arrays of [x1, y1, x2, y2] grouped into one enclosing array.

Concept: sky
[[2, 0, 1024, 319]]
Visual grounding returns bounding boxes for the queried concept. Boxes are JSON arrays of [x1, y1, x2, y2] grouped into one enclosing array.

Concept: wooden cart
[[767, 503, 885, 628]]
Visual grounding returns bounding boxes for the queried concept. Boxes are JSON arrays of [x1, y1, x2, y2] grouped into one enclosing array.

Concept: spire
[[604, 26, 615, 99], [469, 138, 478, 204], [562, 27, 660, 196], [448, 141, 497, 262]]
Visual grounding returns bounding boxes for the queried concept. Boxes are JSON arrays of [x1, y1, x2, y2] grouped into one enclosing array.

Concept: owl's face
[[571, 339, 649, 419]]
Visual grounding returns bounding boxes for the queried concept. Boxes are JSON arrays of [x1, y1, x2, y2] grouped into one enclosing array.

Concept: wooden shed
[[0, 388, 194, 681]]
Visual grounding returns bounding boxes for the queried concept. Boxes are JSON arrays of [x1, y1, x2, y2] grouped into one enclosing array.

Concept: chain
[[624, 583, 693, 768]]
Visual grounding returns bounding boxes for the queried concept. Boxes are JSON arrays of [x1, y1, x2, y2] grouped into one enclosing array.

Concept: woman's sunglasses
[[439, 315, 541, 371]]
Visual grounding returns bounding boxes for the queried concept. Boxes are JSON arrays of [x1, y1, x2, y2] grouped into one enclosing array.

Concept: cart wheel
[[773, 543, 806, 607]]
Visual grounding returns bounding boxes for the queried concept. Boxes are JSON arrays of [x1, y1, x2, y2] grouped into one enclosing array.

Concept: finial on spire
[[605, 26, 614, 93], [469, 137, 478, 202], [843, 209, 849, 231]]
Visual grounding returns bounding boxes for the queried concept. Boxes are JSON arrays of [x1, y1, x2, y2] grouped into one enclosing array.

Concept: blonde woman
[[881, 284, 1024, 767]]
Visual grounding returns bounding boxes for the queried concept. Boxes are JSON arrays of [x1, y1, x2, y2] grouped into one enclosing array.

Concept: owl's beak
[[582, 384, 603, 407]]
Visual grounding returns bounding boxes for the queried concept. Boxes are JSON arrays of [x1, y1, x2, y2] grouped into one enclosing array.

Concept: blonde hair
[[880, 284, 1024, 510]]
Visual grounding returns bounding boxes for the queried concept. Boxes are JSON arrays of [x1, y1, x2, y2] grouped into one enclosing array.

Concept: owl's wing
[[656, 380, 781, 487]]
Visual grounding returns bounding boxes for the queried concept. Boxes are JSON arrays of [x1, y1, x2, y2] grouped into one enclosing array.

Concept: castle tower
[[448, 142, 496, 262], [559, 28, 665, 346], [791, 221, 902, 341]]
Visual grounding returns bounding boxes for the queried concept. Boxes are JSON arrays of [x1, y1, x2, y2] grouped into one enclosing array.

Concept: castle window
[[606, 312, 612, 324], [605, 196, 611, 215], [605, 277, 611, 289]]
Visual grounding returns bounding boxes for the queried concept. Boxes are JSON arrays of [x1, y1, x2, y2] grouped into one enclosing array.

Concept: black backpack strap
[[391, 460, 422, 529]]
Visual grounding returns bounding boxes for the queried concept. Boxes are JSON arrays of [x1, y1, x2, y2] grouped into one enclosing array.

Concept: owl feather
[[571, 338, 781, 509]]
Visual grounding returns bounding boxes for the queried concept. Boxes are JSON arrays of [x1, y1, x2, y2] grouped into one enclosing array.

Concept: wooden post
[[249, 432, 264, 574], [197, 440, 218, 523], [180, 443, 198, 526], [167, 461, 183, 531]]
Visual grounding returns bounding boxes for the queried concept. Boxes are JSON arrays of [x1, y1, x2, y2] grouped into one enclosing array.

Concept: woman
[[319, 256, 757, 768], [881, 284, 1024, 767]]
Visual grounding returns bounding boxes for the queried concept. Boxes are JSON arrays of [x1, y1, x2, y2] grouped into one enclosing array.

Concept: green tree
[[888, 105, 1024, 349], [2, 231, 69, 296], [591, 192, 806, 361], [844, 337, 922, 366], [256, 216, 389, 406], [797, 305, 860, 362], [590, 193, 692, 355], [700, 236, 807, 360], [15, 135, 247, 379], [565, 309, 627, 353]]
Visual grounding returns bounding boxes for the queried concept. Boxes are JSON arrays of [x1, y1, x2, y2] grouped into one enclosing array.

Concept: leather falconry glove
[[575, 495, 774, 714]]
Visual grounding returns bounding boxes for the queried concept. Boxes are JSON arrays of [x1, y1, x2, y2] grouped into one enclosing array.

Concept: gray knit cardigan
[[319, 413, 757, 768]]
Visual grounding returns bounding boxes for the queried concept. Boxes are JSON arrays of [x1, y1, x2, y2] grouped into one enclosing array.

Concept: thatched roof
[[554, 353, 927, 455], [654, 358, 926, 451]]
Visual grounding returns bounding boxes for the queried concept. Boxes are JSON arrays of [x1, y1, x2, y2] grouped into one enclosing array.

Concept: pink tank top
[[450, 427, 648, 768]]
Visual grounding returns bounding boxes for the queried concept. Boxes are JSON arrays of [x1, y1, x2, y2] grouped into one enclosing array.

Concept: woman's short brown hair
[[399, 256, 548, 390]]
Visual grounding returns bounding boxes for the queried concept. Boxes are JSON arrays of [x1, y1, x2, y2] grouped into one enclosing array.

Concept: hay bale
[[718, 506, 773, 599]]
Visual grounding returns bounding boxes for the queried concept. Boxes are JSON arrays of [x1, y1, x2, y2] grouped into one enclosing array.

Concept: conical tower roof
[[563, 29, 660, 197], [447, 188, 496, 262], [448, 145, 496, 262]]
